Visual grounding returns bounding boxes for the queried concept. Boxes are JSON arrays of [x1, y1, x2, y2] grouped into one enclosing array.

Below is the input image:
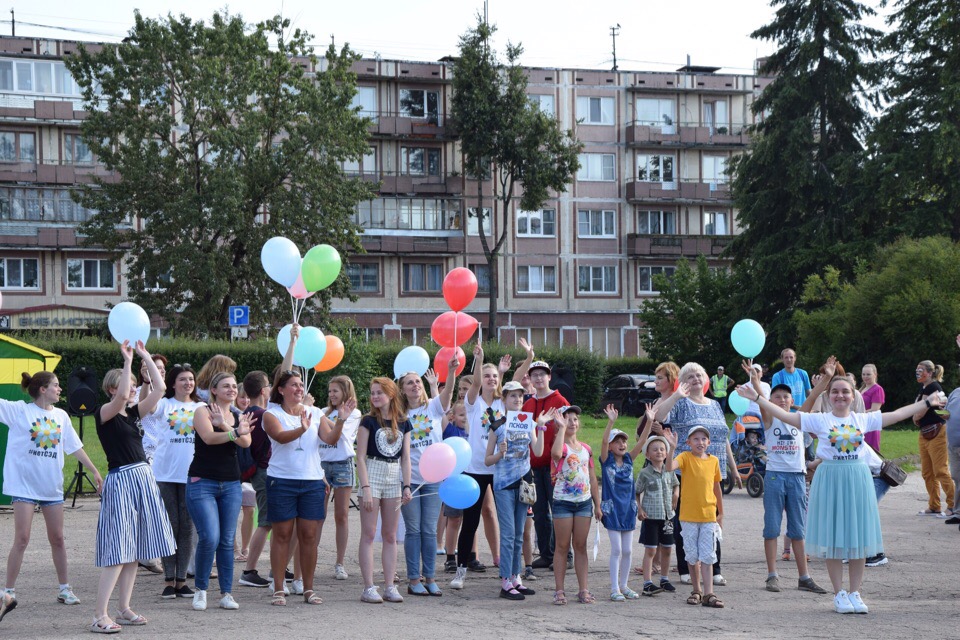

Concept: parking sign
[[228, 305, 249, 327]]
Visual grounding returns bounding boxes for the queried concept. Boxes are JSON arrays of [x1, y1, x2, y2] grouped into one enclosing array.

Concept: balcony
[[626, 179, 732, 204], [360, 234, 464, 256], [365, 111, 458, 140], [626, 233, 732, 258], [0, 185, 98, 224], [0, 159, 116, 184], [369, 171, 463, 196], [626, 121, 750, 148]]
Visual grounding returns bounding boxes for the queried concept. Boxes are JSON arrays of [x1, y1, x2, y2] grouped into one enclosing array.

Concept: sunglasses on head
[[173, 363, 192, 370]]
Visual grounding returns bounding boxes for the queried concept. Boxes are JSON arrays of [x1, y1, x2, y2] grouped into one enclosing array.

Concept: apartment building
[[0, 34, 771, 355]]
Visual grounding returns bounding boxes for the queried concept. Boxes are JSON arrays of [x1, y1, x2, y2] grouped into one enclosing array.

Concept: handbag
[[877, 452, 907, 487], [920, 423, 942, 440], [519, 477, 537, 505]]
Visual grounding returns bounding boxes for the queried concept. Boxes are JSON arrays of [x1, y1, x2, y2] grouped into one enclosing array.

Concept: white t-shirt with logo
[[800, 411, 882, 462], [266, 405, 325, 481], [149, 397, 204, 483], [318, 407, 361, 462], [407, 396, 446, 484], [764, 417, 805, 473], [464, 395, 504, 475], [0, 400, 82, 501]]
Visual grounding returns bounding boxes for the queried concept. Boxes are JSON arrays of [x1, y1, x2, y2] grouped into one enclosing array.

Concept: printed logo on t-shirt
[[30, 417, 61, 450], [409, 413, 435, 447], [480, 408, 503, 431], [167, 408, 195, 436], [828, 423, 863, 457], [375, 427, 403, 457], [770, 423, 801, 458]]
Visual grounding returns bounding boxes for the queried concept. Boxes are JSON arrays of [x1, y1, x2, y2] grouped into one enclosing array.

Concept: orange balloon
[[314, 336, 345, 372]]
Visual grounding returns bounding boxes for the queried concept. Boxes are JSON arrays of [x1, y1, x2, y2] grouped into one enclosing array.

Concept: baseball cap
[[770, 383, 792, 395], [687, 425, 710, 439], [529, 360, 551, 375], [502, 381, 524, 393], [608, 429, 629, 443], [559, 405, 581, 416], [751, 363, 762, 373], [717, 366, 724, 371], [643, 435, 669, 455]]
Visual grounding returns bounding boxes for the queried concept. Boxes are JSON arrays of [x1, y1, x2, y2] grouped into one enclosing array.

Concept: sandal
[[576, 590, 595, 604], [235, 552, 248, 562], [553, 590, 567, 605], [781, 550, 791, 561], [91, 616, 121, 634], [686, 590, 702, 605], [116, 608, 147, 625], [303, 590, 323, 605], [271, 590, 287, 606], [702, 593, 725, 608]]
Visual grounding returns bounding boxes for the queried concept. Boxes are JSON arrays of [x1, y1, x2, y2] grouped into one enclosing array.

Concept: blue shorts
[[321, 459, 355, 489], [762, 471, 807, 540], [553, 499, 593, 519], [266, 477, 327, 523], [12, 496, 63, 508]]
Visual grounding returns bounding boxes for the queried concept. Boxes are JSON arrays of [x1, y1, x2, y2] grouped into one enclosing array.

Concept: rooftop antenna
[[484, 0, 489, 25], [10, 9, 14, 37], [610, 24, 620, 71]]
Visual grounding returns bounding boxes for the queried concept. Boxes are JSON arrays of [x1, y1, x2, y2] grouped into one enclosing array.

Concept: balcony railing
[[626, 179, 732, 203], [344, 169, 463, 195], [626, 121, 751, 146], [361, 110, 458, 138], [626, 233, 733, 258], [0, 158, 116, 184]]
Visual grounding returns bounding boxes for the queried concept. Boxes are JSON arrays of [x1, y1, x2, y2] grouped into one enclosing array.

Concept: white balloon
[[261, 237, 301, 287], [108, 302, 151, 345]]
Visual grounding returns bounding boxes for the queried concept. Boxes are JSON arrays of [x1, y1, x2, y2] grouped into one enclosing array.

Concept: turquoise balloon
[[393, 346, 430, 379], [294, 326, 327, 369], [728, 390, 750, 416], [730, 319, 765, 358], [439, 474, 481, 509], [444, 436, 472, 475], [301, 244, 342, 292]]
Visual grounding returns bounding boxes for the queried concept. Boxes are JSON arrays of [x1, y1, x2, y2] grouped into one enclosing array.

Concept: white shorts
[[367, 458, 402, 500], [680, 521, 719, 566]]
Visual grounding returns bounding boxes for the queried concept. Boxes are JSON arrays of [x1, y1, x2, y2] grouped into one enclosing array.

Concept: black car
[[600, 374, 660, 417]]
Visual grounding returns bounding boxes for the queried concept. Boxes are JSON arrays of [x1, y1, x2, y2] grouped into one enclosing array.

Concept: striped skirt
[[96, 462, 176, 567]]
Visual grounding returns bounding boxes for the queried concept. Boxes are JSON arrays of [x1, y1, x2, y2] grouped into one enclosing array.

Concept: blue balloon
[[394, 346, 430, 379], [276, 324, 327, 369], [444, 436, 472, 475], [108, 301, 151, 345], [730, 319, 765, 358], [728, 390, 750, 416], [261, 236, 301, 287], [439, 474, 481, 509]]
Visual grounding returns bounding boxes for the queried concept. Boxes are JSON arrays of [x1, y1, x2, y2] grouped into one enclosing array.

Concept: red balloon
[[434, 347, 466, 383], [431, 311, 479, 348], [442, 268, 478, 312]]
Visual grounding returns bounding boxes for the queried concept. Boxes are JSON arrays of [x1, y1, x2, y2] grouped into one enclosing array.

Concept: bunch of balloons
[[261, 237, 343, 324], [727, 318, 767, 416], [418, 437, 480, 508]]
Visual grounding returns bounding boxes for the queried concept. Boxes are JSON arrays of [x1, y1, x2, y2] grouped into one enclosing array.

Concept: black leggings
[[456, 473, 494, 568], [673, 487, 722, 576]]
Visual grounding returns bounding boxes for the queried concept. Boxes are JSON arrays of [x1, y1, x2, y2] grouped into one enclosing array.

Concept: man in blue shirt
[[770, 348, 812, 409]]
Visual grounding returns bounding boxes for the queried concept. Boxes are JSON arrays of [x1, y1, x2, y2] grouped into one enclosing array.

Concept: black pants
[[673, 486, 722, 576], [457, 473, 494, 567]]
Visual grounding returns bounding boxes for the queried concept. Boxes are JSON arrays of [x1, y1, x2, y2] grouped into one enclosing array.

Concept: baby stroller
[[724, 414, 766, 498]]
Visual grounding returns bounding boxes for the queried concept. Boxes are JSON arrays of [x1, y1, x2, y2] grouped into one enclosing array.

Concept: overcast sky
[[4, 1, 891, 74]]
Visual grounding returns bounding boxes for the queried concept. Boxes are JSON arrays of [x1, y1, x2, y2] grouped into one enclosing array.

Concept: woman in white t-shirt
[[318, 375, 362, 581], [1, 370, 103, 608], [738, 373, 942, 615]]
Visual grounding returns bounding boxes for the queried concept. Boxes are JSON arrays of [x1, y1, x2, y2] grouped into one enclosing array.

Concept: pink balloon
[[287, 272, 315, 300], [419, 442, 457, 483]]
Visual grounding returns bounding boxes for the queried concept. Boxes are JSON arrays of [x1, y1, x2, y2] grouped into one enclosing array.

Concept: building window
[[636, 98, 676, 132], [401, 147, 440, 176], [64, 133, 94, 164], [702, 155, 728, 186], [517, 209, 556, 237], [638, 265, 676, 293], [346, 263, 380, 293], [353, 198, 459, 231], [636, 154, 675, 184], [529, 94, 554, 116], [576, 96, 614, 125], [470, 264, 491, 295], [577, 153, 615, 182], [343, 146, 376, 175], [705, 211, 729, 235], [577, 210, 616, 238], [703, 99, 729, 132], [351, 86, 378, 121], [0, 187, 98, 223], [402, 263, 443, 293], [66, 258, 114, 290], [467, 207, 492, 236], [637, 210, 676, 235], [0, 257, 39, 289], [0, 131, 35, 162], [0, 59, 80, 96], [399, 89, 440, 124], [518, 265, 556, 293], [578, 265, 617, 293]]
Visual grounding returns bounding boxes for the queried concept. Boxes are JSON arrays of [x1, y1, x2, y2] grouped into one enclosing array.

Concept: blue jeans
[[873, 477, 890, 502], [185, 478, 242, 593], [493, 486, 528, 580], [762, 471, 807, 540], [532, 466, 555, 561], [400, 482, 441, 580]]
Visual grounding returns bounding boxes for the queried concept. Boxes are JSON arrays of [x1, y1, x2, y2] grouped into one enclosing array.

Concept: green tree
[[868, 0, 960, 241], [451, 17, 582, 333], [727, 0, 880, 346], [795, 236, 960, 407], [66, 12, 376, 335], [637, 256, 738, 370]]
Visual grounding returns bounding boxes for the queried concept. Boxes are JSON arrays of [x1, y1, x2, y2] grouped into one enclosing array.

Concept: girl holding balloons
[[399, 355, 460, 596]]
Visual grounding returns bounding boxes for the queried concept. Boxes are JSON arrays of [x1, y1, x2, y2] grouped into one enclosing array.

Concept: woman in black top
[[914, 360, 953, 515], [185, 372, 252, 612], [92, 340, 175, 632]]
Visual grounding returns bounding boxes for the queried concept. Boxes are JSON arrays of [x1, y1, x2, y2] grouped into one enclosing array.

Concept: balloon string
[[394, 488, 439, 510], [453, 311, 458, 350]]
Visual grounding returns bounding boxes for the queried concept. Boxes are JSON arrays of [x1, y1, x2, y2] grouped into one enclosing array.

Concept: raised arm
[[466, 343, 484, 405], [424, 369, 440, 399], [600, 404, 617, 463], [663, 428, 678, 472], [99, 340, 134, 424], [438, 355, 459, 411], [654, 383, 689, 423], [135, 341, 166, 417], [278, 323, 300, 383], [551, 411, 568, 461], [741, 359, 771, 426], [736, 383, 802, 428], [511, 338, 535, 382]]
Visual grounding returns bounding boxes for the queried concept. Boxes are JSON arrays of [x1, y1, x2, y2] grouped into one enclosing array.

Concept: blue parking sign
[[229, 305, 249, 327]]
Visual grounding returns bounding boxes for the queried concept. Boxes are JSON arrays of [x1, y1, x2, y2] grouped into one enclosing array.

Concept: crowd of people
[[0, 330, 956, 628]]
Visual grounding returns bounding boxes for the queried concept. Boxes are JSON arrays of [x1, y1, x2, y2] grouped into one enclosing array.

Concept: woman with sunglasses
[[91, 340, 174, 632]]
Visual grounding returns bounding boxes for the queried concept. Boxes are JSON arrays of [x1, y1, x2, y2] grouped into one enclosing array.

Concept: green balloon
[[301, 244, 342, 292]]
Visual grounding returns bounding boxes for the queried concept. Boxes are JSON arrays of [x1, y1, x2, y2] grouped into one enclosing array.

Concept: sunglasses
[[173, 363, 193, 370]]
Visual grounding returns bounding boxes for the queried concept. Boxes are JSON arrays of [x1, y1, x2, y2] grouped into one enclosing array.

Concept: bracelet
[[536, 426, 547, 432], [925, 399, 931, 408], [227, 429, 237, 442], [403, 485, 412, 492], [361, 485, 370, 489]]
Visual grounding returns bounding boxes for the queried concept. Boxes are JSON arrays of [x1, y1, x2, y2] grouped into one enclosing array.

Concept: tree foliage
[[637, 256, 738, 370], [451, 17, 582, 333], [66, 12, 376, 335], [727, 0, 880, 346], [796, 236, 960, 407]]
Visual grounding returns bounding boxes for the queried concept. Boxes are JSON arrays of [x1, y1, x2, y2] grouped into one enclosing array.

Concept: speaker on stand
[[64, 367, 98, 508]]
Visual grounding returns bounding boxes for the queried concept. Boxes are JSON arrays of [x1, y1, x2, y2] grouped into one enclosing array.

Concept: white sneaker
[[361, 586, 383, 603], [218, 593, 239, 610], [383, 585, 404, 603], [267, 579, 290, 596], [680, 574, 692, 585], [713, 574, 727, 586], [450, 567, 467, 590], [57, 586, 80, 605], [848, 591, 868, 614], [291, 579, 304, 595], [192, 589, 207, 611], [334, 564, 348, 580], [834, 590, 854, 614]]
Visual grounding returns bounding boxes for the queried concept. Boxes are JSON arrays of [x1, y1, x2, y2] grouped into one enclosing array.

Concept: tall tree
[[451, 17, 582, 334], [67, 12, 376, 335], [726, 0, 880, 345], [869, 0, 960, 241]]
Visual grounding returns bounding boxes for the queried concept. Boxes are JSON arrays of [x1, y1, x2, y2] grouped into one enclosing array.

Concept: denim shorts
[[11, 496, 63, 508], [553, 498, 593, 519], [762, 471, 807, 540], [321, 459, 355, 489], [442, 503, 463, 518], [266, 476, 327, 523]]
